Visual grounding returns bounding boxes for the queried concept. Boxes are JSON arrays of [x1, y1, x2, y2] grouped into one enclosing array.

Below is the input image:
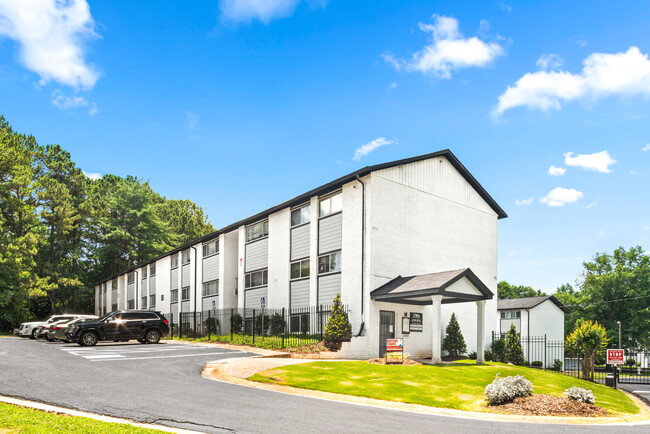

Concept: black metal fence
[[490, 332, 650, 384], [163, 305, 344, 349]]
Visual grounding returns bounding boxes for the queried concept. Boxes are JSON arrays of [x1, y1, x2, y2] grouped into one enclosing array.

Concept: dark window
[[142, 267, 147, 279], [203, 280, 219, 296], [245, 269, 268, 289], [290, 259, 310, 279], [170, 290, 178, 303], [291, 205, 310, 226], [181, 287, 190, 300], [127, 300, 134, 309], [203, 240, 218, 257], [171, 255, 179, 269], [127, 273, 135, 284], [182, 250, 190, 265], [150, 264, 156, 276], [318, 251, 341, 274]]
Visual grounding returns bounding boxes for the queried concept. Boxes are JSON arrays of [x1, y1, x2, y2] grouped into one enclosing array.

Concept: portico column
[[431, 295, 443, 364], [476, 300, 486, 365]]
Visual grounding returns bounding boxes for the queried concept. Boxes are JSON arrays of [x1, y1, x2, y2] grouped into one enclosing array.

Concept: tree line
[[0, 116, 214, 329], [498, 245, 650, 350]]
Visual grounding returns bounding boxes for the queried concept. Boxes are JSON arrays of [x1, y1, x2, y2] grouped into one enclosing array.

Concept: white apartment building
[[94, 150, 507, 361]]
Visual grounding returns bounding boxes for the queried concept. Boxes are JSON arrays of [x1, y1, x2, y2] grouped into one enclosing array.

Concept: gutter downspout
[[191, 246, 198, 315], [135, 270, 139, 310], [355, 174, 366, 337]]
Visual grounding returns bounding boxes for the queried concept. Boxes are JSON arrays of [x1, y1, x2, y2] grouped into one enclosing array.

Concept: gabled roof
[[370, 268, 493, 305], [497, 295, 569, 313], [96, 149, 506, 286]]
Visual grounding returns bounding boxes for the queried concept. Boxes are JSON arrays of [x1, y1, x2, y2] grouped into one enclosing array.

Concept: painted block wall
[[529, 301, 565, 342], [268, 208, 290, 309]]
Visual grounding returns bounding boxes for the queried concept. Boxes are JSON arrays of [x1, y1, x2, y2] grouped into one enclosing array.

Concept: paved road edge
[[0, 395, 204, 434]]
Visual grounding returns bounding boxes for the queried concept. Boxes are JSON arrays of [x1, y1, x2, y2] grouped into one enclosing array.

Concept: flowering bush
[[564, 387, 595, 404], [484, 374, 533, 405]]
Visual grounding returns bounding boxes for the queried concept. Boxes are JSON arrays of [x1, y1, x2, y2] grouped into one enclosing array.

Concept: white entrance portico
[[370, 268, 493, 364]]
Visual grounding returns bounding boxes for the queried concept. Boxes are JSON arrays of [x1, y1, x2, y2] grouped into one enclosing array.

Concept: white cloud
[[494, 47, 650, 116], [539, 187, 583, 207], [0, 0, 99, 90], [89, 102, 98, 115], [548, 165, 566, 176], [82, 170, 101, 180], [514, 197, 533, 206], [564, 151, 616, 173], [583, 199, 599, 209], [630, 169, 638, 175], [353, 137, 394, 161], [220, 0, 327, 24], [536, 54, 563, 71], [500, 3, 513, 12], [643, 144, 650, 151], [383, 15, 504, 79], [51, 91, 88, 109], [185, 111, 199, 131], [644, 225, 650, 230]]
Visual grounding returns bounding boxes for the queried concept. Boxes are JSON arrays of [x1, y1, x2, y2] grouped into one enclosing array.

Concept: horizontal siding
[[318, 273, 341, 305], [181, 300, 191, 312], [170, 303, 178, 319], [181, 264, 190, 287], [127, 283, 135, 300], [290, 224, 310, 261], [290, 279, 310, 308], [149, 278, 156, 294], [171, 268, 179, 290], [202, 296, 219, 312], [203, 255, 219, 282], [245, 287, 268, 310], [245, 238, 268, 272], [141, 283, 147, 297], [318, 213, 342, 254]]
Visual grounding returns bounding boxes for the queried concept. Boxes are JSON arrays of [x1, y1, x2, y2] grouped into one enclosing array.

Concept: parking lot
[[57, 341, 236, 362]]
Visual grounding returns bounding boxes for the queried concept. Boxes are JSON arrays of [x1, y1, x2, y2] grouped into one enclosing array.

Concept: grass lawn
[[250, 360, 639, 415], [0, 402, 163, 433]]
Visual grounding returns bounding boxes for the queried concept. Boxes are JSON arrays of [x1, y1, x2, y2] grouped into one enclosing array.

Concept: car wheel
[[145, 329, 161, 344], [79, 331, 98, 347], [30, 329, 38, 339]]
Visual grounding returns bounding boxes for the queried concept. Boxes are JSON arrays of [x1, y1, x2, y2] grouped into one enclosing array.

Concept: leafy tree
[[162, 199, 215, 246], [554, 246, 650, 349], [324, 293, 352, 344], [497, 281, 545, 299], [489, 338, 507, 363], [442, 313, 466, 356], [505, 323, 525, 365], [566, 320, 609, 380]]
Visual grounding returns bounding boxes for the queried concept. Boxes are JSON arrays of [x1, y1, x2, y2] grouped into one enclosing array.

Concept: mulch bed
[[367, 358, 421, 365], [441, 355, 469, 362], [494, 394, 609, 417]]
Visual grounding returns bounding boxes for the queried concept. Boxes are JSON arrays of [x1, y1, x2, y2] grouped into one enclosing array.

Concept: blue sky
[[1, 0, 649, 293]]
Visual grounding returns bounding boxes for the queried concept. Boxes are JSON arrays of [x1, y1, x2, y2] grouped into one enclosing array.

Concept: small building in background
[[497, 295, 568, 342]]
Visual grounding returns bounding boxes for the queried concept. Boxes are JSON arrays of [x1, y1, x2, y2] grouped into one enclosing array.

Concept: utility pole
[[617, 321, 621, 349]]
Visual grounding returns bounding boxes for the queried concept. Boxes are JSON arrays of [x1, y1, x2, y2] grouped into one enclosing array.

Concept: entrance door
[[379, 310, 395, 357]]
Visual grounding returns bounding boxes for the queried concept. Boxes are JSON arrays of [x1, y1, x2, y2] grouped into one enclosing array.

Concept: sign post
[[385, 338, 403, 364]]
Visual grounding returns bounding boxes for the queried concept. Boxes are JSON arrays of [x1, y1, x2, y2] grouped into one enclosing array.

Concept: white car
[[18, 314, 96, 339]]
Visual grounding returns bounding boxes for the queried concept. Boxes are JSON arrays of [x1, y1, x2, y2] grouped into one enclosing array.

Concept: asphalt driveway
[[0, 337, 647, 433]]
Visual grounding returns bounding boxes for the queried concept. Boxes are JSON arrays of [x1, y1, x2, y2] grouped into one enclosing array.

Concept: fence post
[[282, 307, 285, 348], [253, 309, 256, 344], [544, 334, 547, 370], [208, 309, 211, 341], [179, 314, 182, 339], [230, 308, 234, 341], [319, 305, 323, 341]]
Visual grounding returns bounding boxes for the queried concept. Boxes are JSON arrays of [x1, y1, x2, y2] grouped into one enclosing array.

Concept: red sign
[[386, 339, 403, 352], [607, 349, 624, 365]]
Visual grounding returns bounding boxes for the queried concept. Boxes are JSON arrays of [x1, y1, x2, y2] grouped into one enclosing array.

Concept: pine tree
[[324, 293, 352, 344], [442, 313, 467, 356], [505, 323, 525, 365]]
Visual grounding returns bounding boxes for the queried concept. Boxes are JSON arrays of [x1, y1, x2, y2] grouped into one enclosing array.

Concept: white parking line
[[90, 351, 229, 361], [84, 354, 126, 359], [632, 390, 650, 394]]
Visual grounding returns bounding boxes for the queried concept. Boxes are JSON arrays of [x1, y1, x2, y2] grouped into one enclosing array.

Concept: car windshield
[[97, 312, 115, 322]]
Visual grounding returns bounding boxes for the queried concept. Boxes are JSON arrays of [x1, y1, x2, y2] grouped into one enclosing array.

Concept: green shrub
[[531, 360, 543, 368], [505, 324, 525, 365], [203, 317, 220, 334], [484, 350, 494, 362], [468, 351, 477, 360], [269, 313, 286, 336], [323, 293, 351, 344], [442, 313, 466, 356], [254, 313, 271, 335], [625, 358, 636, 367], [552, 359, 563, 371], [490, 339, 507, 363], [230, 313, 243, 333]]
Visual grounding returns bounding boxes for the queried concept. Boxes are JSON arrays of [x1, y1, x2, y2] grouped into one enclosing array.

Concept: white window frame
[[203, 240, 219, 257], [291, 204, 310, 227], [182, 250, 190, 265], [319, 192, 342, 217], [246, 220, 269, 243], [318, 251, 341, 274], [171, 255, 179, 269], [203, 280, 219, 297], [150, 264, 156, 276]]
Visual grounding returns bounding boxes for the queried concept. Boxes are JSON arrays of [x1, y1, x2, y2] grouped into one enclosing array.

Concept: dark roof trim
[[95, 149, 507, 286], [370, 268, 494, 303], [497, 295, 569, 313]]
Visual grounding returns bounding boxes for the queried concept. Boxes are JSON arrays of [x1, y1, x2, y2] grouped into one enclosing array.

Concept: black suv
[[66, 310, 170, 346]]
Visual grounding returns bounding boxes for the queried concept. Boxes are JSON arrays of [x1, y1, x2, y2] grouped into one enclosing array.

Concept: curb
[[201, 360, 650, 426], [0, 395, 204, 434]]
